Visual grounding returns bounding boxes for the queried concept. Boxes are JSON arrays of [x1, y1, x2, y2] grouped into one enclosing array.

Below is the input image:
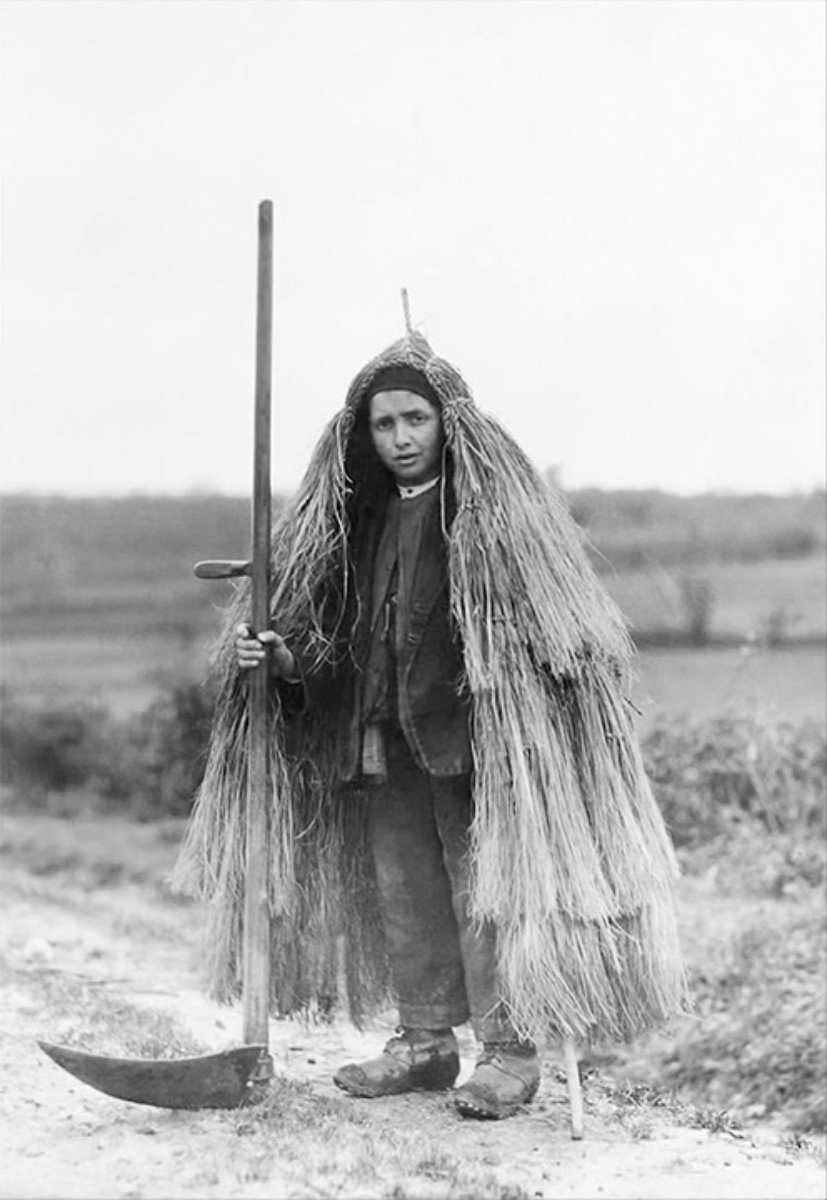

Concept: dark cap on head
[[364, 364, 440, 409]]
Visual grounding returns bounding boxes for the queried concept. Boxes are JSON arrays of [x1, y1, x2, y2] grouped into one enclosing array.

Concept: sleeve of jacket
[[270, 637, 345, 719]]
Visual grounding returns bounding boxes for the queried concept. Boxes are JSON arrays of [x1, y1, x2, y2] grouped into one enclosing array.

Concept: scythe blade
[[38, 1042, 266, 1110]]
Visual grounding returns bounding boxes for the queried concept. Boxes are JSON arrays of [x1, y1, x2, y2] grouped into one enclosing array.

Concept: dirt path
[[1, 855, 824, 1200]]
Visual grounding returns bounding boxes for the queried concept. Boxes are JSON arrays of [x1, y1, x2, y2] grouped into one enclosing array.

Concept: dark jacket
[[286, 485, 472, 781]]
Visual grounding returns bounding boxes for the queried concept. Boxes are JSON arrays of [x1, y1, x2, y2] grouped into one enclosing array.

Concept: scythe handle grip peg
[[194, 559, 252, 580]]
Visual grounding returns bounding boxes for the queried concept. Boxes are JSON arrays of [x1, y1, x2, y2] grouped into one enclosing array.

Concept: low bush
[[0, 682, 215, 817], [662, 902, 826, 1133], [643, 710, 826, 851], [680, 825, 826, 898], [0, 691, 136, 807]]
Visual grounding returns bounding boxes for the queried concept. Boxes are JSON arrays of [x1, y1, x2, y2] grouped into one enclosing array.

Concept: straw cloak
[[172, 331, 687, 1045]]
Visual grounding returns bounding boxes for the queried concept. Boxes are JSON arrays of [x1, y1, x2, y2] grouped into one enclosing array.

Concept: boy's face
[[368, 390, 443, 486]]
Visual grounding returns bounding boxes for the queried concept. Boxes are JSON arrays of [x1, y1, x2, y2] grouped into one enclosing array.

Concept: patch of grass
[[589, 1068, 749, 1141], [779, 1133, 826, 1164], [0, 812, 188, 896], [110, 907, 192, 945], [230, 1148, 275, 1186], [232, 1073, 366, 1136], [607, 554, 826, 644], [635, 645, 827, 726], [624, 1113, 655, 1141], [384, 1181, 531, 1200], [1, 682, 215, 819], [222, 1080, 533, 1198], [587, 1071, 688, 1119], [21, 961, 208, 1059], [680, 824, 826, 898], [591, 891, 826, 1137], [568, 488, 826, 571], [666, 902, 824, 1134], [689, 1108, 744, 1137], [0, 694, 137, 805], [643, 709, 825, 851], [596, 1077, 683, 1111]]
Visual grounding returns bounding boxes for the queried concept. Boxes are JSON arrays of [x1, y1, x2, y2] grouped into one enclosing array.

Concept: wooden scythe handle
[[243, 200, 273, 1062]]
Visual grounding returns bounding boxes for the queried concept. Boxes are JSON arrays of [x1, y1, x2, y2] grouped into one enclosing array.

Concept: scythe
[[39, 200, 276, 1109]]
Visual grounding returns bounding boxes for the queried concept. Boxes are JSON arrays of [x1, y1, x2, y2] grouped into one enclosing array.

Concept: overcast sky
[[1, 0, 823, 497]]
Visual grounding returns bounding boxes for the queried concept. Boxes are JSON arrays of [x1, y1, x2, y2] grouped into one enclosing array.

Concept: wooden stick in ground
[[563, 1037, 584, 1140], [242, 199, 274, 1079]]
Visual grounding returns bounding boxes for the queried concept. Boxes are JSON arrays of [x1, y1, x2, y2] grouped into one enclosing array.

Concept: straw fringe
[[172, 331, 687, 1042]]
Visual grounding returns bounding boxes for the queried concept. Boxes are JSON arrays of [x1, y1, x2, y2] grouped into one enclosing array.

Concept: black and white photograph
[[0, 2, 824, 1197]]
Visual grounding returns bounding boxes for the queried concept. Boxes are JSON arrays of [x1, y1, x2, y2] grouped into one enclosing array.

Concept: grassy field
[[2, 632, 824, 725], [607, 554, 826, 645], [2, 541, 824, 718], [3, 553, 824, 645], [632, 644, 826, 726], [0, 630, 210, 717], [2, 490, 824, 646]]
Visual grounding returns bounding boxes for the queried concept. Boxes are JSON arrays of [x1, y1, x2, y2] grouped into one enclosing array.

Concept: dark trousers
[[369, 727, 515, 1042]]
